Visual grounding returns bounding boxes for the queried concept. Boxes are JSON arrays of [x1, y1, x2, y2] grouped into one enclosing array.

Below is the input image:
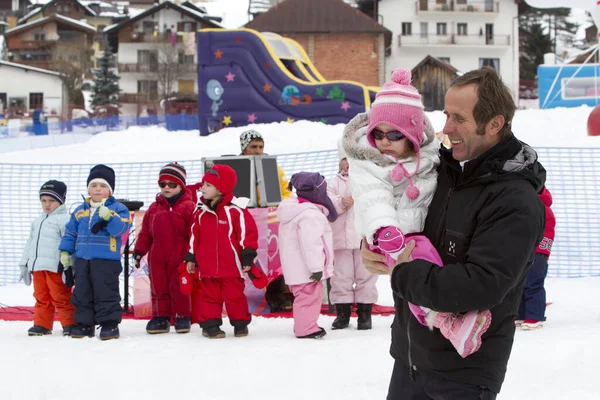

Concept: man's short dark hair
[[450, 67, 515, 138]]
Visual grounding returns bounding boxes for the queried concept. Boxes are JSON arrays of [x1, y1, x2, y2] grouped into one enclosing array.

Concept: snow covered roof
[[19, 0, 97, 24], [105, 1, 223, 33], [6, 14, 96, 36], [0, 60, 61, 76]]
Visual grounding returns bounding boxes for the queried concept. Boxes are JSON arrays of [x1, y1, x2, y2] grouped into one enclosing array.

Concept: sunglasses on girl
[[371, 129, 405, 141], [159, 181, 178, 189]]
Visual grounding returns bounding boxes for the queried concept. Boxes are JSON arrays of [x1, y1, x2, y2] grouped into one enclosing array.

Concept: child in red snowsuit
[[517, 185, 556, 330], [134, 162, 195, 334], [185, 164, 259, 339]]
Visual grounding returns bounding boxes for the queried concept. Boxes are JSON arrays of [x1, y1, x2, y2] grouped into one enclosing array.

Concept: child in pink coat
[[277, 172, 338, 339], [327, 147, 378, 331]]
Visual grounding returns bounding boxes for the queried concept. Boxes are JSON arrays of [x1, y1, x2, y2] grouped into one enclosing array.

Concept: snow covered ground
[[1, 277, 599, 399], [1, 105, 600, 399]]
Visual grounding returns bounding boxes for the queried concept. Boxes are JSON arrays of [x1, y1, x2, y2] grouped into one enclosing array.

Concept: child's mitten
[[60, 251, 71, 267], [133, 252, 142, 268], [374, 226, 406, 254], [309, 271, 323, 282], [98, 205, 112, 221], [62, 267, 74, 288], [19, 265, 31, 286]]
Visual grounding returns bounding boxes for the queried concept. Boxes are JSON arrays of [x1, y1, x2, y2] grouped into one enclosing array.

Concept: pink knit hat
[[367, 68, 427, 200]]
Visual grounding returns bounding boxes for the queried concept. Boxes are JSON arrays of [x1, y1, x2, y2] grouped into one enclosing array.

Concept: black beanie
[[39, 180, 67, 205], [87, 164, 116, 194]]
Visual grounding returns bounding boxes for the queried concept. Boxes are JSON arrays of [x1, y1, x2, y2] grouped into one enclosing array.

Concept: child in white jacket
[[19, 180, 75, 336], [277, 172, 338, 339], [327, 145, 378, 331], [342, 68, 491, 358]]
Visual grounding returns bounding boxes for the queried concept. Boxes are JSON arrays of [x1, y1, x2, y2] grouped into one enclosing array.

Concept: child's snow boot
[[435, 310, 492, 358], [357, 303, 373, 330], [297, 327, 327, 339], [234, 325, 249, 337], [521, 319, 543, 330], [70, 324, 94, 338], [62, 324, 76, 337], [331, 303, 352, 330], [28, 325, 51, 336], [202, 325, 226, 339], [174, 317, 191, 334], [146, 317, 170, 334], [100, 323, 120, 341]]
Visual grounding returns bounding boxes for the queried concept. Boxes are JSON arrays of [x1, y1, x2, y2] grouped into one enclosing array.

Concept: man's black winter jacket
[[390, 135, 546, 393]]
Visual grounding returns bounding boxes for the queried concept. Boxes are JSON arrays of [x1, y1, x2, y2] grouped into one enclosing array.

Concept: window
[[401, 22, 412, 36], [29, 93, 43, 110], [143, 21, 155, 35], [420, 22, 428, 39], [178, 52, 194, 64], [138, 80, 158, 101], [436, 23, 447, 35], [34, 32, 46, 41], [438, 57, 450, 63], [480, 58, 499, 72], [457, 23, 467, 36], [63, 5, 69, 12]]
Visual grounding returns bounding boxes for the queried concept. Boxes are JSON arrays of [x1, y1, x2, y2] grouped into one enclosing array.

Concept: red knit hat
[[177, 262, 193, 296], [158, 162, 187, 189], [202, 164, 237, 195]]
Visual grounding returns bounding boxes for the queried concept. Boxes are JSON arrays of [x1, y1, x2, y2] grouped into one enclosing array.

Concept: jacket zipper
[[407, 316, 416, 381], [31, 214, 48, 271], [434, 187, 454, 247]]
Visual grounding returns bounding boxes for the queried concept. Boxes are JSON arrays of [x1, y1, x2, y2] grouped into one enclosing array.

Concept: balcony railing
[[12, 40, 55, 50], [415, 1, 499, 13], [120, 32, 185, 44], [121, 92, 198, 103], [398, 34, 510, 47], [118, 63, 197, 73], [13, 60, 59, 71]]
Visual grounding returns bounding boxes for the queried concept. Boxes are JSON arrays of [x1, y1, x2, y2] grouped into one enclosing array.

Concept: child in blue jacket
[[59, 164, 131, 340]]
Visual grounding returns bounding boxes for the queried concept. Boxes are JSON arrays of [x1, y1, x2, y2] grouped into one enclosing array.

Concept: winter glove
[[242, 248, 257, 268], [90, 220, 108, 234], [60, 252, 71, 268], [374, 226, 406, 254], [62, 267, 74, 288], [98, 205, 112, 221], [19, 265, 31, 286], [133, 252, 142, 269], [309, 271, 323, 282]]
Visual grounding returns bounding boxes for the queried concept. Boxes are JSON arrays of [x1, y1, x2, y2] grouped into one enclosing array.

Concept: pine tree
[[520, 23, 554, 80], [91, 40, 120, 109]]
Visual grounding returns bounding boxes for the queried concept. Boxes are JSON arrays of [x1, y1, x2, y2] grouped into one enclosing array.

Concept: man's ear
[[486, 115, 505, 137]]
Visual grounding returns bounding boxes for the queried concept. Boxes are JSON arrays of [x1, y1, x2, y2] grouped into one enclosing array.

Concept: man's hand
[[133, 253, 142, 269], [360, 238, 390, 275], [342, 197, 354, 208], [394, 240, 416, 266]]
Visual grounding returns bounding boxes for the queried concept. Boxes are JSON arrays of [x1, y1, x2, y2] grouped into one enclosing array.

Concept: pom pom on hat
[[391, 68, 412, 85]]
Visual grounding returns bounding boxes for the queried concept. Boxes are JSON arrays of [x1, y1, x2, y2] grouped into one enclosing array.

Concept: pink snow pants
[[330, 249, 378, 304], [288, 281, 323, 337]]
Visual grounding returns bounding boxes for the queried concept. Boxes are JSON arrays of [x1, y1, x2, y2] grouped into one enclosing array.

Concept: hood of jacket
[[277, 197, 330, 224], [444, 135, 546, 191], [341, 111, 438, 168]]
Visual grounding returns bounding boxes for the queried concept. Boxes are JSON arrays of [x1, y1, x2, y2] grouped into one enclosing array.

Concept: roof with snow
[[6, 13, 97, 36], [0, 60, 62, 77], [18, 0, 97, 24], [245, 0, 391, 37], [104, 1, 224, 33]]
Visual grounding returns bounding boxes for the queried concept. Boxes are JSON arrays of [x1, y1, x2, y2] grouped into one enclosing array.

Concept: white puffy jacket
[[341, 112, 440, 243]]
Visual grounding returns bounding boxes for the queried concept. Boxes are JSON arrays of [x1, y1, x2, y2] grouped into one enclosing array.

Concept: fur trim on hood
[[342, 111, 437, 167]]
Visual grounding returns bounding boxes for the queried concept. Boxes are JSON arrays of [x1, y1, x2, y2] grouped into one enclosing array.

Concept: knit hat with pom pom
[[367, 68, 426, 201]]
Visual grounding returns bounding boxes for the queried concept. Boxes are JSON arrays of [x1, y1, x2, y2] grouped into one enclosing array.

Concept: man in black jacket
[[361, 67, 546, 399]]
